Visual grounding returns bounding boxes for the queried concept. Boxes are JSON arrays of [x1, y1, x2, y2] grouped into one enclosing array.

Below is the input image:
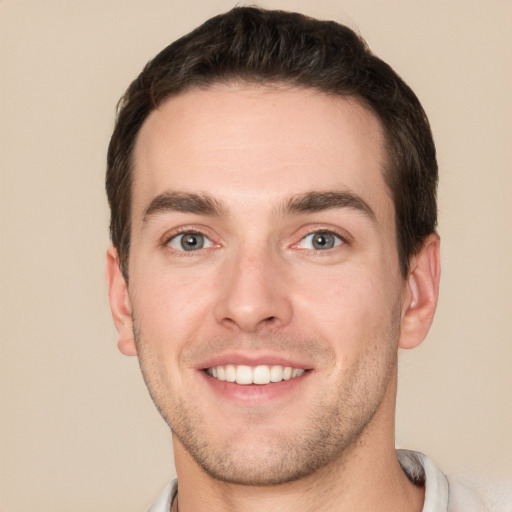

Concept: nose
[[213, 248, 293, 333]]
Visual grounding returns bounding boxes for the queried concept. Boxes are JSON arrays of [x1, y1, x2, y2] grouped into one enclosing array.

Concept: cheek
[[129, 266, 218, 351], [292, 265, 401, 357]]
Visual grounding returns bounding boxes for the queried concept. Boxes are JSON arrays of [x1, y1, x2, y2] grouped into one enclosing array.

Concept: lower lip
[[199, 370, 310, 403]]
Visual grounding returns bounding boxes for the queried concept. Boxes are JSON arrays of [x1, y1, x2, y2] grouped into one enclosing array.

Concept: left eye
[[167, 232, 214, 251], [297, 231, 343, 250]]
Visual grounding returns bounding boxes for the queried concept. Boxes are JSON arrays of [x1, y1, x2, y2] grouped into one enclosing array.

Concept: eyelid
[[296, 231, 344, 250], [168, 233, 215, 251], [162, 225, 221, 250], [291, 226, 351, 250]]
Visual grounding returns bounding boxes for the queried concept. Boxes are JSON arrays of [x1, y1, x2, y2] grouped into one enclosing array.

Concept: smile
[[206, 364, 306, 385]]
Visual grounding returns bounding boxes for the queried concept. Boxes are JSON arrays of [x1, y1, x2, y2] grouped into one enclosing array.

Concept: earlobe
[[105, 246, 137, 356], [399, 234, 441, 350]]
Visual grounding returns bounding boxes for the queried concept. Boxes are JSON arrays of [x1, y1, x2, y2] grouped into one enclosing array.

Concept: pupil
[[313, 233, 334, 249], [181, 234, 204, 251]]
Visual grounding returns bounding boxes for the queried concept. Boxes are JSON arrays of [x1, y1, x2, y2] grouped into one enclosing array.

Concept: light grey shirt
[[148, 450, 511, 512]]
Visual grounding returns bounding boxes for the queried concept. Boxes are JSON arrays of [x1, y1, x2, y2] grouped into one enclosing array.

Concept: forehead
[[132, 84, 392, 223]]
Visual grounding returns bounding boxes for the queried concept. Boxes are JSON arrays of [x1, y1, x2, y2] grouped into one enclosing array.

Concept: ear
[[105, 246, 137, 356], [399, 234, 441, 349]]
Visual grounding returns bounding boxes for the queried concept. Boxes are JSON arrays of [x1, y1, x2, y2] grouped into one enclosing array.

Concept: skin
[[106, 84, 440, 512]]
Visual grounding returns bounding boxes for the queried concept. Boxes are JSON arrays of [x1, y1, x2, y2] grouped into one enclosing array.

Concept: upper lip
[[195, 352, 314, 371]]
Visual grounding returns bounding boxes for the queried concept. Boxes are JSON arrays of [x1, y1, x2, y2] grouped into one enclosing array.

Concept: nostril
[[264, 316, 276, 322]]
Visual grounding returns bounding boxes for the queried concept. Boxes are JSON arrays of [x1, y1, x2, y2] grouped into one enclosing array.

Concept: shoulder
[[447, 473, 512, 512], [397, 449, 512, 512]]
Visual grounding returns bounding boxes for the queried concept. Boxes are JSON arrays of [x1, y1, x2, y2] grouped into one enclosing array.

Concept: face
[[111, 84, 422, 485]]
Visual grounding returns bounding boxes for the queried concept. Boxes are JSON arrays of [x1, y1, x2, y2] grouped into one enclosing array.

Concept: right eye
[[295, 231, 344, 251], [167, 232, 214, 251]]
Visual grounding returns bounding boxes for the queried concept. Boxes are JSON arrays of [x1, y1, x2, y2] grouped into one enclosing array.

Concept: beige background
[[1, 0, 511, 510]]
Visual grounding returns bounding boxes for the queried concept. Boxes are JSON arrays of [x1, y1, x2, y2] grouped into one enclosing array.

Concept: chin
[[169, 395, 380, 487]]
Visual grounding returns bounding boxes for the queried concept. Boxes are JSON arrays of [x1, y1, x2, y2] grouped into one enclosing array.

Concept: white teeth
[[225, 364, 236, 382], [236, 365, 253, 385], [206, 364, 306, 385], [270, 365, 283, 382], [253, 365, 270, 385]]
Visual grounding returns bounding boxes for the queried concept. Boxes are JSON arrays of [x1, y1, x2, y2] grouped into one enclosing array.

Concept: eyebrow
[[281, 191, 376, 221], [142, 189, 376, 225], [142, 192, 226, 224]]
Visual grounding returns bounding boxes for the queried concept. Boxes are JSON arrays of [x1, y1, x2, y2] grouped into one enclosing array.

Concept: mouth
[[205, 364, 306, 385]]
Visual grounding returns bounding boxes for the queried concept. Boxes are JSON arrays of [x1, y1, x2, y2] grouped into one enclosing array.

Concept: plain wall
[[1, 0, 511, 510]]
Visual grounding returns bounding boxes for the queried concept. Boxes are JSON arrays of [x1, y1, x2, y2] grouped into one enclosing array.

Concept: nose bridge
[[214, 242, 292, 332]]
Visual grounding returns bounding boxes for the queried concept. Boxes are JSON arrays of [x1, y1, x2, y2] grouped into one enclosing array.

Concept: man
[[104, 7, 499, 512]]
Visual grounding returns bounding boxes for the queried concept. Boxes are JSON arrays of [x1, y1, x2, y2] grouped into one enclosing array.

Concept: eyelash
[[163, 228, 217, 254], [293, 229, 348, 252]]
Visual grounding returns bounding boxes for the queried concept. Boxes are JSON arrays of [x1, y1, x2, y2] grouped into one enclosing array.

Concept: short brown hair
[[107, 6, 437, 279]]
